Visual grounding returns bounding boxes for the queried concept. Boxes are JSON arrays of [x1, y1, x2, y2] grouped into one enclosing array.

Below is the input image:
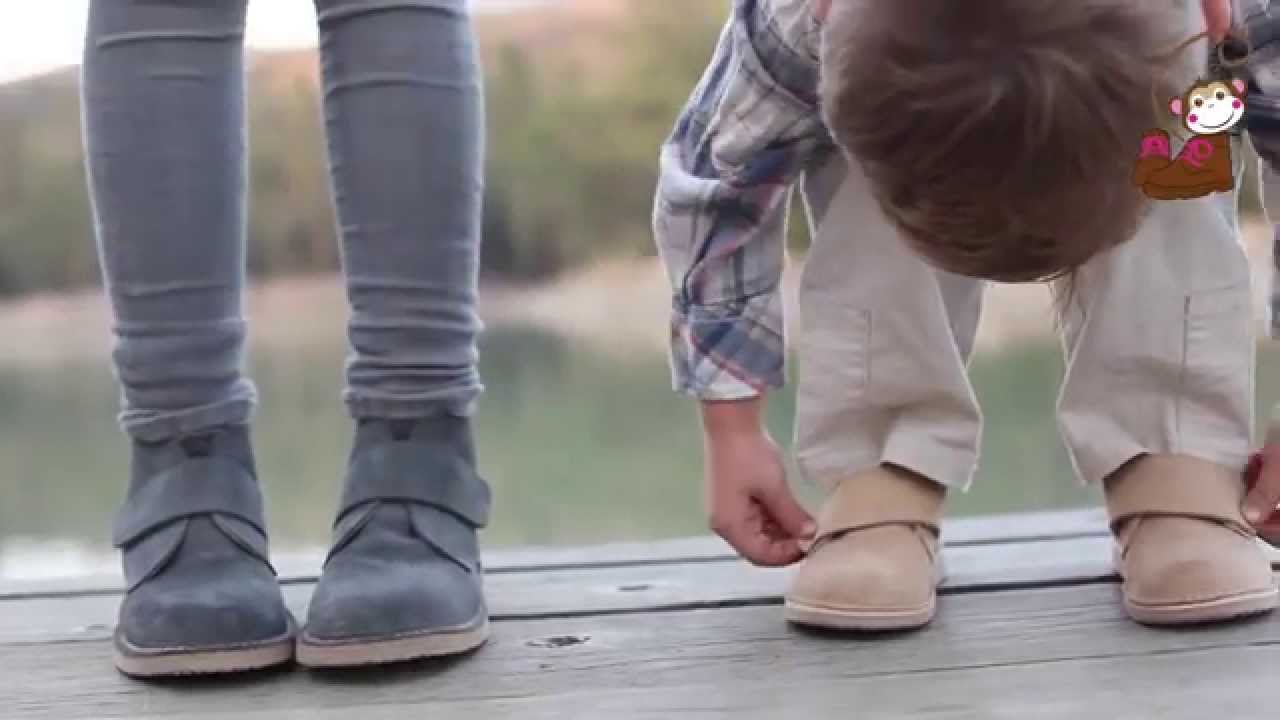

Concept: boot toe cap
[[119, 572, 290, 650], [1124, 521, 1275, 607], [305, 558, 484, 642], [789, 528, 936, 611]]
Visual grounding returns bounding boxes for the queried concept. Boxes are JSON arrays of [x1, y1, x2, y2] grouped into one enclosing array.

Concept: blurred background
[[3, 0, 1280, 585]]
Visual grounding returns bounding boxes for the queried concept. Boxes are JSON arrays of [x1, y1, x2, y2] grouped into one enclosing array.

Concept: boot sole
[[113, 620, 297, 678], [295, 619, 489, 668], [1112, 540, 1280, 626], [783, 551, 945, 632], [1124, 586, 1279, 626], [783, 598, 936, 631]]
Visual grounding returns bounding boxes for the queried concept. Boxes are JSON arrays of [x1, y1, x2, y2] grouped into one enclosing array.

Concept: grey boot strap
[[337, 441, 490, 528], [326, 439, 491, 573], [112, 457, 270, 592]]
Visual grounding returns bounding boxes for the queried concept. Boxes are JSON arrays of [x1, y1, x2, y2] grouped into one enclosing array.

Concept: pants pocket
[[793, 309, 872, 466], [1180, 283, 1254, 446]]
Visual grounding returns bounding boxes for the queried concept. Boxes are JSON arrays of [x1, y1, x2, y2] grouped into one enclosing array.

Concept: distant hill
[[0, 1, 731, 297]]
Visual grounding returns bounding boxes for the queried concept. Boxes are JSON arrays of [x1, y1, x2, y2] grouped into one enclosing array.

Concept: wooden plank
[[172, 645, 1280, 720], [0, 535, 1122, 646], [5, 583, 1278, 719], [472, 507, 1113, 566], [8, 534, 1278, 647], [0, 508, 1111, 598]]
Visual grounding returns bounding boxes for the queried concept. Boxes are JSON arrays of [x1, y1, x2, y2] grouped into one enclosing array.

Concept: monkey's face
[[1174, 80, 1246, 135]]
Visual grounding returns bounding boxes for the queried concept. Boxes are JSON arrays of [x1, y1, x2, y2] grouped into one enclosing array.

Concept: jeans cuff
[[121, 396, 256, 443], [344, 382, 482, 420]]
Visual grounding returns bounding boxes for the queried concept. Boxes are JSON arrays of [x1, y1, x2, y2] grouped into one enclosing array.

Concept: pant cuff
[[796, 435, 978, 494], [121, 396, 256, 443], [344, 381, 483, 420], [1067, 438, 1251, 486]]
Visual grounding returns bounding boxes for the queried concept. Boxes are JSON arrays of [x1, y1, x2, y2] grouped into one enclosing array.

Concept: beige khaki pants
[[791, 143, 1256, 493]]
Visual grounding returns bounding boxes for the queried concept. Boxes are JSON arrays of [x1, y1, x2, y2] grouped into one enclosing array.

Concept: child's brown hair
[[820, 0, 1193, 283]]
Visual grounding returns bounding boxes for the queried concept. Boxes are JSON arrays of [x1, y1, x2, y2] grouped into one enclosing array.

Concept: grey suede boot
[[296, 415, 491, 668], [112, 426, 295, 677]]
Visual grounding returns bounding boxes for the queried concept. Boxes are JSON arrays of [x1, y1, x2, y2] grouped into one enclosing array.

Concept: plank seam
[[0, 531, 1119, 602]]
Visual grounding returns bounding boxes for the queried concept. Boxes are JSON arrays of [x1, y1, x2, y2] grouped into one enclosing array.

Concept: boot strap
[[803, 520, 940, 559], [112, 457, 265, 548], [1106, 455, 1254, 538], [804, 467, 944, 556], [337, 441, 491, 529]]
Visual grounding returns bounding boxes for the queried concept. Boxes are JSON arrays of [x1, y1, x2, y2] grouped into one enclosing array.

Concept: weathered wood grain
[[6, 534, 1277, 647], [169, 645, 1280, 720], [6, 512, 1276, 719], [0, 508, 1112, 597], [0, 535, 1126, 646], [6, 583, 1278, 720]]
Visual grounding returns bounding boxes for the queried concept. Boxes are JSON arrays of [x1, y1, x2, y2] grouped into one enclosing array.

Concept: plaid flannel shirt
[[654, 0, 1280, 401]]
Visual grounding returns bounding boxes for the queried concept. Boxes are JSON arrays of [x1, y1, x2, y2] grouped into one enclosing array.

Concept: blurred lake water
[[4, 261, 1280, 585]]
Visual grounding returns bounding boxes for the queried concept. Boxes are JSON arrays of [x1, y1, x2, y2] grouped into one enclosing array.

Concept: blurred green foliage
[[0, 1, 732, 298], [0, 0, 1264, 298]]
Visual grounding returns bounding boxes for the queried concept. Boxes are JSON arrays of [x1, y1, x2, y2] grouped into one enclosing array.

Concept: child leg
[[784, 156, 985, 630], [1055, 144, 1278, 624]]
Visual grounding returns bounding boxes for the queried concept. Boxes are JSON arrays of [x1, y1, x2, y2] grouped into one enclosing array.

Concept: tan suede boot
[[1106, 455, 1278, 626], [785, 465, 945, 631]]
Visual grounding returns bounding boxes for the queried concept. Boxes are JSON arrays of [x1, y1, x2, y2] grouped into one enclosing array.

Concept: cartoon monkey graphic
[[1133, 78, 1247, 200]]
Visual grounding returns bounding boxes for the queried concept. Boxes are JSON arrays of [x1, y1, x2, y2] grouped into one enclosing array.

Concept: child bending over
[[653, 0, 1279, 629]]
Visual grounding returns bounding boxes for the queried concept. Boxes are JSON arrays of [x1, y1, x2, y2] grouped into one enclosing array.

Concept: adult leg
[[297, 0, 490, 668], [82, 0, 292, 676]]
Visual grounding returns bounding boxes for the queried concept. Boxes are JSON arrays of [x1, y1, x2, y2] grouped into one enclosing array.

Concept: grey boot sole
[[113, 617, 297, 678], [295, 616, 489, 668]]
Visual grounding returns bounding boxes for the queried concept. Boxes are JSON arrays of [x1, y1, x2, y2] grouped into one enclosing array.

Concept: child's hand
[[1243, 448, 1280, 544], [1202, 0, 1231, 43], [701, 399, 817, 567]]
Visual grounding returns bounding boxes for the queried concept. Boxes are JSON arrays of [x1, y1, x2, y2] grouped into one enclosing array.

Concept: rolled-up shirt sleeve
[[652, 0, 835, 400]]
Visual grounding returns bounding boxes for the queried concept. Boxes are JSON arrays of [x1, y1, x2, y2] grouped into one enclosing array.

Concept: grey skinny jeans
[[82, 0, 485, 442]]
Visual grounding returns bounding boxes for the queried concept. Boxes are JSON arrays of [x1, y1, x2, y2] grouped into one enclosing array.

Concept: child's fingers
[[755, 536, 806, 567], [1245, 452, 1264, 483], [747, 504, 806, 566], [751, 504, 806, 566], [733, 529, 803, 567], [1244, 448, 1280, 527], [1258, 521, 1280, 547], [711, 498, 801, 567], [758, 483, 818, 542], [1202, 0, 1232, 42]]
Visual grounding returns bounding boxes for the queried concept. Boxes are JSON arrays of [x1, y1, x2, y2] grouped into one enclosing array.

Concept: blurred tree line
[[0, 0, 732, 298], [5, 0, 1257, 301]]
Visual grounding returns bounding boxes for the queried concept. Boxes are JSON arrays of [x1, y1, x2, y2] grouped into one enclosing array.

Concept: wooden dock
[[5, 508, 1280, 719]]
